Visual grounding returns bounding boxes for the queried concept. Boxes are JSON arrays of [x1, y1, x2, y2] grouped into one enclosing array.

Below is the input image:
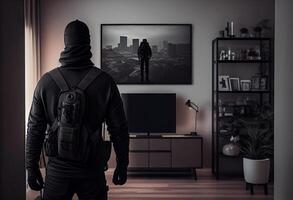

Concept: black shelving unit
[[212, 37, 274, 179]]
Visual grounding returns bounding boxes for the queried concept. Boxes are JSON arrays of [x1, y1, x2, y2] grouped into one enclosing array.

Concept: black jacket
[[138, 42, 152, 59], [26, 66, 129, 178]]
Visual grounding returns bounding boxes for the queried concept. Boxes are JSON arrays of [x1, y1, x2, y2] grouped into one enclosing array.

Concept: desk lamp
[[185, 99, 199, 135]]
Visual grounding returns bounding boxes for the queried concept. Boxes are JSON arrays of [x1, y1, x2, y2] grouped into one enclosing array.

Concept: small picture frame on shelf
[[222, 105, 234, 116], [251, 76, 260, 90], [234, 105, 246, 115], [218, 75, 230, 91], [229, 78, 240, 91], [240, 80, 251, 91], [260, 76, 268, 90]]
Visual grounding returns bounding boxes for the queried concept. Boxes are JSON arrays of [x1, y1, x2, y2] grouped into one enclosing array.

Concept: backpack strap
[[77, 68, 102, 90], [49, 68, 69, 91]]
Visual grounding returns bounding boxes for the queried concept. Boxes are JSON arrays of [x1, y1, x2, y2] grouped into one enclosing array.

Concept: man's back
[[29, 66, 125, 177], [26, 20, 129, 200]]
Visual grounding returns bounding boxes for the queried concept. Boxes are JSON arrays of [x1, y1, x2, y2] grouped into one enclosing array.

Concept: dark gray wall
[[275, 0, 293, 199], [0, 0, 25, 199]]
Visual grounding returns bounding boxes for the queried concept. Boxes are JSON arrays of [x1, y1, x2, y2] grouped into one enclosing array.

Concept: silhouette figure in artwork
[[219, 78, 227, 88], [138, 39, 152, 83]]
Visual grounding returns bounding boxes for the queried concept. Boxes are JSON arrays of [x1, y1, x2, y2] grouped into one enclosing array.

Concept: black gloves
[[27, 167, 44, 191], [112, 165, 127, 185]]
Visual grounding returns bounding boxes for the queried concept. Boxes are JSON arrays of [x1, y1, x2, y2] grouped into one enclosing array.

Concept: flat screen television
[[122, 93, 176, 134]]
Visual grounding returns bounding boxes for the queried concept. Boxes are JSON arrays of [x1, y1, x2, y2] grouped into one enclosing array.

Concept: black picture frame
[[260, 76, 268, 90], [240, 80, 251, 91], [101, 24, 192, 85], [251, 76, 260, 90], [229, 78, 240, 91], [218, 75, 230, 91]]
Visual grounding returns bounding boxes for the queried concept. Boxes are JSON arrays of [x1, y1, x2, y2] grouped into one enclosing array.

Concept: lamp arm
[[190, 102, 199, 112]]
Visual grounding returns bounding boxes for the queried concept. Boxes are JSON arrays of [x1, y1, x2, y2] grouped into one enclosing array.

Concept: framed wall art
[[101, 24, 192, 84]]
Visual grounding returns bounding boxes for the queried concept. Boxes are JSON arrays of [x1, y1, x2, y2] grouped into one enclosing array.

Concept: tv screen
[[122, 93, 176, 133]]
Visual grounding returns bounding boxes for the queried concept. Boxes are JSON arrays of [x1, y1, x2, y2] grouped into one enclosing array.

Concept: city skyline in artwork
[[101, 24, 192, 84], [102, 25, 190, 50]]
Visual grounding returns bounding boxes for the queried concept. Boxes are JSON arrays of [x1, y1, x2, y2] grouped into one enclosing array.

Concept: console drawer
[[171, 138, 202, 168], [129, 152, 148, 168], [129, 139, 148, 151], [149, 152, 171, 168], [149, 139, 171, 150]]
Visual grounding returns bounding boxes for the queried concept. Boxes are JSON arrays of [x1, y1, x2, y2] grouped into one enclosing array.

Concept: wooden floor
[[27, 168, 273, 200]]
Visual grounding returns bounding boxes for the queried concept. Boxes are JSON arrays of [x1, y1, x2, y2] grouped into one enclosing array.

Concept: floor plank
[[26, 168, 273, 200]]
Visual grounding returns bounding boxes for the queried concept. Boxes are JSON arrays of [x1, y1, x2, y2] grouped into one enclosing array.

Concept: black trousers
[[43, 174, 108, 200], [140, 58, 149, 82]]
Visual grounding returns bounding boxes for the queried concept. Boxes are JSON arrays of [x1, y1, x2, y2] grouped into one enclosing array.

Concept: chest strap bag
[[45, 67, 102, 163]]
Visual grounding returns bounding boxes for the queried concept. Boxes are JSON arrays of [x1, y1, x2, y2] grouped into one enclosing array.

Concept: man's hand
[[27, 167, 44, 191], [112, 165, 127, 185]]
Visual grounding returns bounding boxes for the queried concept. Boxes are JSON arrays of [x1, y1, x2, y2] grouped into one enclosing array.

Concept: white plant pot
[[243, 158, 270, 184]]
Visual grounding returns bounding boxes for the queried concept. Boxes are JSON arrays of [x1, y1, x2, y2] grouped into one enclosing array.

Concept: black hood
[[59, 20, 94, 69]]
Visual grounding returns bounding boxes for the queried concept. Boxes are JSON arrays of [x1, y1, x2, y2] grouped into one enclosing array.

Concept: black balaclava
[[59, 20, 94, 69]]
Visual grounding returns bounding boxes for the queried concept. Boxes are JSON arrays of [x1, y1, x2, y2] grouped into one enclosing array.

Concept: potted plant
[[240, 104, 273, 194]]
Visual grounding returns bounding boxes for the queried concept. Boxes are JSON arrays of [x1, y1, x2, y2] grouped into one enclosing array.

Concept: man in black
[[26, 20, 129, 200], [137, 39, 152, 83]]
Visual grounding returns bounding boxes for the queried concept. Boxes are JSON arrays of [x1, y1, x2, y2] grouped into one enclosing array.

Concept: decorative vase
[[222, 143, 240, 156], [243, 158, 270, 184]]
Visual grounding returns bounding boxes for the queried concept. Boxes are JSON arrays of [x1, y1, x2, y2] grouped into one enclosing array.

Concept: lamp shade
[[185, 99, 199, 112], [185, 99, 192, 107]]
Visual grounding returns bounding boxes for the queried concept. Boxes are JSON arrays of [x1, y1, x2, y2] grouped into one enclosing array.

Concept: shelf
[[216, 60, 270, 63], [213, 37, 271, 41], [218, 153, 242, 159], [215, 90, 271, 94], [218, 115, 234, 118], [218, 115, 258, 120]]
